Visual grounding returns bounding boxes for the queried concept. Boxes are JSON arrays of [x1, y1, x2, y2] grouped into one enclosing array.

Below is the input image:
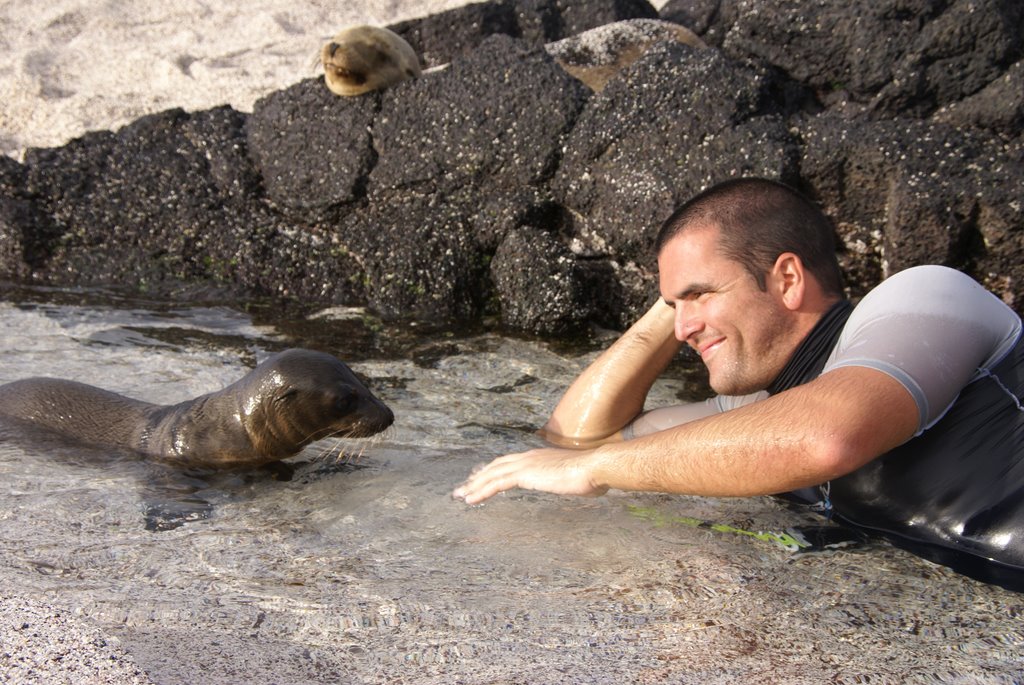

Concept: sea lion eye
[[277, 388, 299, 403], [334, 389, 357, 413]]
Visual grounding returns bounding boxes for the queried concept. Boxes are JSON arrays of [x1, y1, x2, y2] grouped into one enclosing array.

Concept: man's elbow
[[807, 430, 888, 483], [796, 367, 920, 482], [537, 421, 623, 449]]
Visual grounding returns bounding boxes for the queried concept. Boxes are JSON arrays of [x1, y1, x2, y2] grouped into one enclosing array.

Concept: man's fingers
[[453, 475, 509, 505], [452, 447, 602, 504], [452, 458, 517, 503]]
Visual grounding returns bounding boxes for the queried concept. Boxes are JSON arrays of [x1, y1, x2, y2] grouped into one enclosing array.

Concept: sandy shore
[[0, 0, 482, 160]]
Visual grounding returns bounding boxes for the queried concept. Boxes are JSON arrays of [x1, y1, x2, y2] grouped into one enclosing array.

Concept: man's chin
[[707, 370, 762, 396]]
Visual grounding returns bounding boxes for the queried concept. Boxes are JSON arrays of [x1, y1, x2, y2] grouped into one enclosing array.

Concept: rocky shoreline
[[1, 0, 1021, 337]]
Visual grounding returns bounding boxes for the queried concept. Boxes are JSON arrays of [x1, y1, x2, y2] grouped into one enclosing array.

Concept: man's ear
[[771, 252, 805, 311]]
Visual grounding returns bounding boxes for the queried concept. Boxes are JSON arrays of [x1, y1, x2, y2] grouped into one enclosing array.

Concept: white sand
[[0, 0, 482, 160]]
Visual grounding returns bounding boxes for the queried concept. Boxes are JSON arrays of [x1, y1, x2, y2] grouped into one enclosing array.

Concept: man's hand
[[452, 447, 609, 505]]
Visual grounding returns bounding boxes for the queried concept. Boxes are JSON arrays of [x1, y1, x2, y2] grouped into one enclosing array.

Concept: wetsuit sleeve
[[823, 265, 1022, 432], [622, 390, 767, 440]]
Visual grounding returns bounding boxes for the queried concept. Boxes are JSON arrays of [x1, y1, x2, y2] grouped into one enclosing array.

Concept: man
[[453, 177, 1024, 590]]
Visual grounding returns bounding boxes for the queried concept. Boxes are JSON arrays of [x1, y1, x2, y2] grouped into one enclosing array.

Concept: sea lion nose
[[367, 397, 395, 430]]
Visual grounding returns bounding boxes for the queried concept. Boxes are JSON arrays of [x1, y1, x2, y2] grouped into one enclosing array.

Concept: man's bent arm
[[541, 300, 681, 446], [454, 366, 919, 504]]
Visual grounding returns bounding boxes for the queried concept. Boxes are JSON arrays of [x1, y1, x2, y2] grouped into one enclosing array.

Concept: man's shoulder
[[856, 265, 1002, 315], [866, 264, 979, 297], [848, 264, 1020, 346]]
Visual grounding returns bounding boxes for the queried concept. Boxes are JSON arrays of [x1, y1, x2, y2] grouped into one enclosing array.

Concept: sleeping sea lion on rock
[[0, 349, 394, 471], [546, 19, 707, 92], [320, 25, 421, 96]]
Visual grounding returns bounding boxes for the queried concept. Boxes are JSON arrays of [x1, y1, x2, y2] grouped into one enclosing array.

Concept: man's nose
[[674, 303, 703, 342]]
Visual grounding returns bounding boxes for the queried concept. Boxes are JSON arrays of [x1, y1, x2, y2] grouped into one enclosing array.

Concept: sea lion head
[[240, 349, 394, 461], [320, 25, 421, 96]]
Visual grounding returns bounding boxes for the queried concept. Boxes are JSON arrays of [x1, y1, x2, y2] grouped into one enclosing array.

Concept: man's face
[[658, 224, 795, 396]]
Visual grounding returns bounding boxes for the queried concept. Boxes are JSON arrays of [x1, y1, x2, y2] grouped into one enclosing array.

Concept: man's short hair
[[656, 178, 845, 297]]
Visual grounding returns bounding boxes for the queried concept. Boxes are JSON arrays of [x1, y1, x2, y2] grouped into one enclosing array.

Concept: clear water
[[0, 287, 1022, 684]]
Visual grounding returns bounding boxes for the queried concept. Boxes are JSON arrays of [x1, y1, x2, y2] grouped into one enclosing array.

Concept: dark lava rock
[[247, 79, 379, 221], [337, 193, 486, 321], [932, 58, 1024, 138], [721, 0, 945, 102], [719, 0, 1023, 117], [226, 219, 370, 305], [369, 34, 589, 197], [389, 0, 659, 68], [0, 194, 58, 280], [470, 187, 567, 253], [23, 110, 232, 290], [18, 106, 365, 304], [533, 0, 660, 40], [799, 112, 1024, 306], [545, 18, 708, 92], [183, 106, 263, 201], [389, 1, 519, 68], [0, 156, 34, 278], [491, 226, 593, 336], [554, 41, 784, 265], [2, 1, 1022, 336], [869, 0, 1024, 117], [658, 0, 723, 36], [0, 156, 25, 197]]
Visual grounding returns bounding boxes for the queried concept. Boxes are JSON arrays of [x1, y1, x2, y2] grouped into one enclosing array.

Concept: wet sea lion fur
[[0, 349, 394, 470]]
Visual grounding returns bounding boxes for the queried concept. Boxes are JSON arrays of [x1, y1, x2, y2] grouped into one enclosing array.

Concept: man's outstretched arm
[[541, 299, 682, 446], [454, 365, 919, 504]]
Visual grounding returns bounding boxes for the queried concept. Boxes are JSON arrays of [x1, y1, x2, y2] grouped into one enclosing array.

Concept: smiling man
[[454, 177, 1024, 590]]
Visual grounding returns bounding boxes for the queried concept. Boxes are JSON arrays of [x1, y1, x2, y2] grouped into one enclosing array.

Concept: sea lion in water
[[0, 349, 394, 470], [320, 25, 421, 96]]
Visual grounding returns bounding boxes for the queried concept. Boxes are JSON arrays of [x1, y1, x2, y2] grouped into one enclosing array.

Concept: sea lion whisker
[[344, 443, 367, 467], [352, 431, 391, 464], [314, 441, 347, 464], [303, 427, 371, 464], [301, 439, 353, 466], [326, 431, 388, 466]]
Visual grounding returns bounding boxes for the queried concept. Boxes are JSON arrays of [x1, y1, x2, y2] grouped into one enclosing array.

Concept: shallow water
[[0, 286, 1022, 684]]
